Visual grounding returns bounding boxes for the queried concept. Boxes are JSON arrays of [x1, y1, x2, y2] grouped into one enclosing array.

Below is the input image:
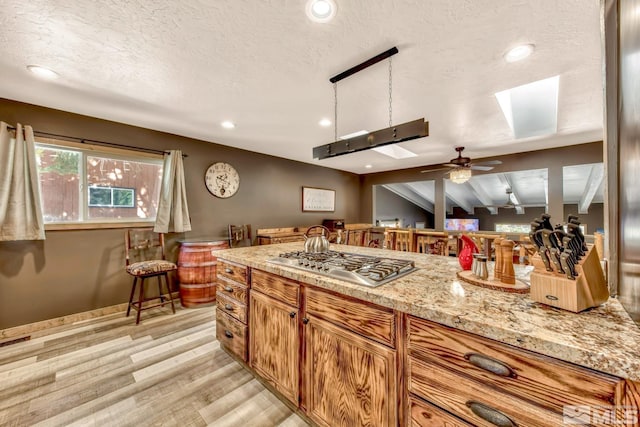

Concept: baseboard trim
[[0, 292, 182, 340]]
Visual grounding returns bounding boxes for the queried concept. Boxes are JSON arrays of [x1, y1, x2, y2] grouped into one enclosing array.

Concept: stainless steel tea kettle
[[304, 225, 331, 253]]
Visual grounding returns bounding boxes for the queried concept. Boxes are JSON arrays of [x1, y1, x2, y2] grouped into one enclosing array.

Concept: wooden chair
[[125, 228, 176, 324], [228, 224, 252, 247], [414, 232, 449, 256], [386, 228, 413, 252]]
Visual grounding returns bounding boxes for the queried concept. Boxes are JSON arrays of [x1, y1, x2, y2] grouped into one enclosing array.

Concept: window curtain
[[0, 122, 45, 241], [154, 150, 191, 233]]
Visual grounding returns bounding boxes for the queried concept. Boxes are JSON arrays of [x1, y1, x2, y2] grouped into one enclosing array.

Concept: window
[[88, 187, 135, 208], [36, 142, 163, 224], [495, 224, 531, 233]]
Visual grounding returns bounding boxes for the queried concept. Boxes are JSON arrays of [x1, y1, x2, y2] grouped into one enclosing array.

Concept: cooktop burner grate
[[267, 251, 417, 287]]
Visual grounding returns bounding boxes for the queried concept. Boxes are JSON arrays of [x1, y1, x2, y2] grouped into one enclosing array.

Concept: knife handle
[[560, 251, 576, 280], [538, 248, 554, 272], [549, 247, 565, 274]]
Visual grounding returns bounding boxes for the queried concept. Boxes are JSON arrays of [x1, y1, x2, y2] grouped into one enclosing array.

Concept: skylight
[[371, 145, 417, 159], [495, 75, 560, 139]]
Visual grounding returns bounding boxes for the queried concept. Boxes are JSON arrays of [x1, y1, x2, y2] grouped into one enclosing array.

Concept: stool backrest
[[125, 228, 166, 265], [228, 224, 252, 247]]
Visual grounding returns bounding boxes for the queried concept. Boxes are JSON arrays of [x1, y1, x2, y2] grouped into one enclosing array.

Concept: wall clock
[[205, 162, 240, 198]]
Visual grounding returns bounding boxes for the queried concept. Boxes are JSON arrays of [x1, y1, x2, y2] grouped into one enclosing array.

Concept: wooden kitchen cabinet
[[303, 287, 398, 427], [249, 288, 300, 404], [406, 315, 626, 426], [215, 259, 249, 362]]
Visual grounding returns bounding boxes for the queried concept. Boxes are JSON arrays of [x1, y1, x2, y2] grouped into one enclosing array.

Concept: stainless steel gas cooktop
[[267, 250, 417, 287]]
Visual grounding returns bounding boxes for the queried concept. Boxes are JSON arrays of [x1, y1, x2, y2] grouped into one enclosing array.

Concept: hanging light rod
[[329, 46, 399, 83], [315, 46, 428, 161], [313, 118, 428, 160]]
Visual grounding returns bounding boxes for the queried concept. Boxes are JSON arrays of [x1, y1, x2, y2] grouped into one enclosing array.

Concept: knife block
[[529, 245, 608, 312]]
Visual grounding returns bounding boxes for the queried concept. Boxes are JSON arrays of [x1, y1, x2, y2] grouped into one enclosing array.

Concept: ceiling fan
[[420, 147, 502, 183], [484, 188, 542, 209], [489, 188, 520, 209]]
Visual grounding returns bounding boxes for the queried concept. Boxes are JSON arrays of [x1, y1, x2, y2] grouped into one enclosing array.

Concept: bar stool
[[125, 228, 176, 324]]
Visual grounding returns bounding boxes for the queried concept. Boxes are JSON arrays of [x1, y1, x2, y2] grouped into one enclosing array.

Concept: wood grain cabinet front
[[406, 315, 626, 426], [249, 289, 300, 405], [409, 396, 472, 427], [217, 259, 249, 284], [303, 314, 397, 427], [215, 258, 250, 362], [216, 309, 247, 361]]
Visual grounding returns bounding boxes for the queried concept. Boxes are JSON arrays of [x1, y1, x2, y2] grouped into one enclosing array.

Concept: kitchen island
[[213, 242, 640, 426]]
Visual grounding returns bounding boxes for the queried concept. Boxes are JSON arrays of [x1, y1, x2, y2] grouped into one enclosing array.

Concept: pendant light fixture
[[313, 47, 429, 160]]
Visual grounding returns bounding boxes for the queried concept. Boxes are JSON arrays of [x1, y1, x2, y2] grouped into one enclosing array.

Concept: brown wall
[[0, 98, 361, 328]]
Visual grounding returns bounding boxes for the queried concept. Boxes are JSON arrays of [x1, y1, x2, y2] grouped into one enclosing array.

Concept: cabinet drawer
[[407, 316, 620, 412], [409, 396, 472, 427], [217, 292, 247, 323], [218, 259, 248, 284], [216, 310, 247, 361], [305, 286, 395, 348], [216, 276, 248, 304], [251, 269, 299, 307], [409, 356, 562, 427]]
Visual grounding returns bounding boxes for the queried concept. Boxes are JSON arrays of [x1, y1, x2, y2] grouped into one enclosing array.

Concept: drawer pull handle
[[302, 317, 309, 324], [224, 330, 233, 339], [224, 286, 233, 292], [225, 268, 233, 274], [289, 311, 296, 318], [464, 353, 517, 378], [224, 304, 233, 311], [466, 401, 517, 427]]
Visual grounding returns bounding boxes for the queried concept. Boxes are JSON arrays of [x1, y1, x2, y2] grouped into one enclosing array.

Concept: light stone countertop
[[215, 242, 640, 381]]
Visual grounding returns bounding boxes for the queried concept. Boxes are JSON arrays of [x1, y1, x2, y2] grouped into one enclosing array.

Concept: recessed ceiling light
[[27, 65, 58, 79], [365, 164, 373, 169], [504, 44, 535, 63], [221, 121, 235, 129], [306, 0, 337, 23], [319, 118, 332, 127]]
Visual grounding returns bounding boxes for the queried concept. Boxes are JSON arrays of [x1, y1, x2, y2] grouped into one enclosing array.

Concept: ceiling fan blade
[[420, 166, 450, 173], [469, 165, 494, 171]]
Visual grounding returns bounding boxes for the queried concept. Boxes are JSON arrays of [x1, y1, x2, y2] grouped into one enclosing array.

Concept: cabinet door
[[304, 314, 397, 427], [249, 290, 299, 404]]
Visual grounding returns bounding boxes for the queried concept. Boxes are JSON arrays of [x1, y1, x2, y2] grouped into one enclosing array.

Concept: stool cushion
[[126, 260, 177, 276]]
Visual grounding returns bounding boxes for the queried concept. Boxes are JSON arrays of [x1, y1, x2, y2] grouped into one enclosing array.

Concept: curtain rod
[[4, 125, 188, 157]]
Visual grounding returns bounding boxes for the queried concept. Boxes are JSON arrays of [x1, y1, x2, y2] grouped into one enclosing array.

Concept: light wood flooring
[[0, 305, 310, 427]]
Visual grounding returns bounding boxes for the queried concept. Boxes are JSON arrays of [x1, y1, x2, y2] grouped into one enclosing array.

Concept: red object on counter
[[458, 235, 479, 270]]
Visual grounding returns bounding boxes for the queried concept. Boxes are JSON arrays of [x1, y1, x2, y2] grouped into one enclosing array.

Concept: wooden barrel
[[178, 240, 229, 307]]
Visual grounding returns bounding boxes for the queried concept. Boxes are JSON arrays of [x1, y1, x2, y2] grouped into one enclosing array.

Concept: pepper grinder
[[493, 237, 503, 281], [500, 239, 516, 285]]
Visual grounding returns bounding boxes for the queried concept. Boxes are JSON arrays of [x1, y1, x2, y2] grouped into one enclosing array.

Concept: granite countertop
[[214, 242, 640, 381]]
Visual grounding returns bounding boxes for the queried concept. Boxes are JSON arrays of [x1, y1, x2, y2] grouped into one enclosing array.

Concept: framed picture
[[302, 187, 335, 212]]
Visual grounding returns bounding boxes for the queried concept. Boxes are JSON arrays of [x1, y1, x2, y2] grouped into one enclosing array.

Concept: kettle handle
[[305, 225, 331, 238]]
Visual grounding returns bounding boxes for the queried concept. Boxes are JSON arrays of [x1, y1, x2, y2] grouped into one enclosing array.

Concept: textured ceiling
[[0, 0, 603, 174]]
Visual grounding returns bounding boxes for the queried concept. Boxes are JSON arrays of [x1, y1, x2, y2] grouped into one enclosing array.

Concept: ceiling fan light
[[450, 168, 472, 184]]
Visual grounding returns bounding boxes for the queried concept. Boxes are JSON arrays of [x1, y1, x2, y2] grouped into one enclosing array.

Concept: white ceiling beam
[[578, 164, 604, 214], [382, 184, 434, 213], [445, 191, 475, 215], [498, 174, 525, 215], [467, 179, 498, 215]]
